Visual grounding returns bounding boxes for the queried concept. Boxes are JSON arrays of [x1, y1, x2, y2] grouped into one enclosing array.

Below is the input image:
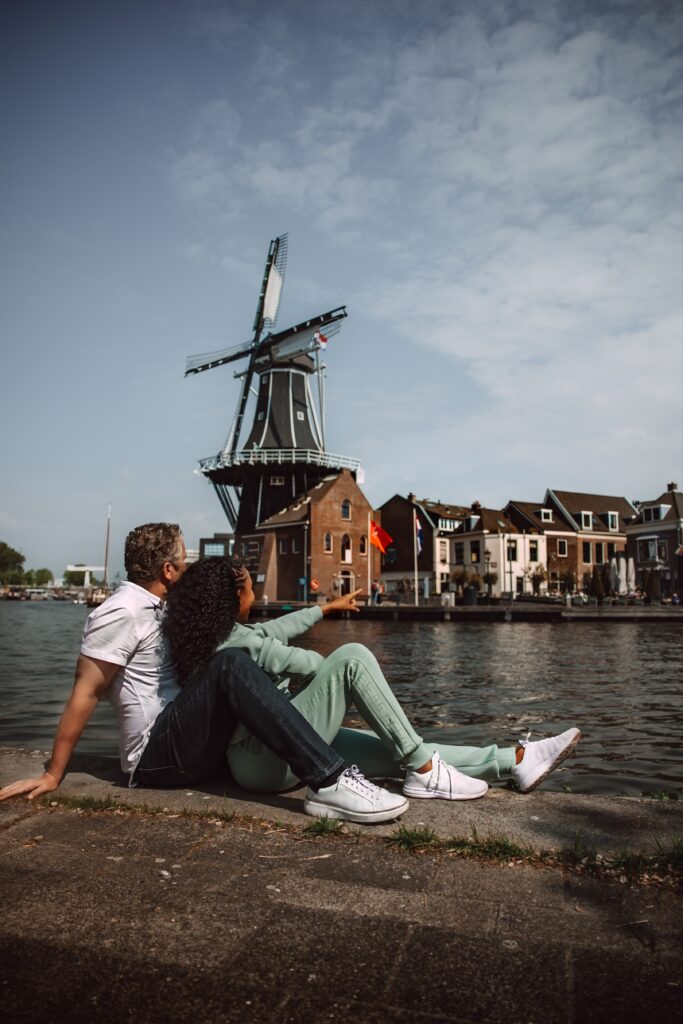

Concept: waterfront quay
[[251, 601, 683, 624], [1, 745, 681, 1024]]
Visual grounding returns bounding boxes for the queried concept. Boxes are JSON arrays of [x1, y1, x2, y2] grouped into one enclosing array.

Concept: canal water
[[1, 601, 681, 797]]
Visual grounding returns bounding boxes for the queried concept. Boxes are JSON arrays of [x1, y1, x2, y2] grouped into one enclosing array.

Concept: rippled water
[[1, 602, 681, 796]]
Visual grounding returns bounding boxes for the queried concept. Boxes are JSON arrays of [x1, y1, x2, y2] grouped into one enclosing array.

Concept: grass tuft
[[642, 789, 679, 801], [446, 826, 532, 862], [386, 825, 438, 853], [302, 816, 344, 837]]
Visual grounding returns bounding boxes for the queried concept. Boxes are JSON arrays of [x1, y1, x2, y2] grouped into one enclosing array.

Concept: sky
[[1, 0, 681, 578]]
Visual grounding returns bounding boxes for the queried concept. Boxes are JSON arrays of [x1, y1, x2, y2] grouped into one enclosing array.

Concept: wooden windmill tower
[[186, 234, 361, 535]]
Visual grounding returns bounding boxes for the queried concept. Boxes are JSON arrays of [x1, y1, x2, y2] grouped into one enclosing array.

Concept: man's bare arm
[[0, 655, 120, 801]]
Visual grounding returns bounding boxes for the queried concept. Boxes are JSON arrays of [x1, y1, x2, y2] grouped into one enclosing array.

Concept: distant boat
[[86, 505, 112, 608]]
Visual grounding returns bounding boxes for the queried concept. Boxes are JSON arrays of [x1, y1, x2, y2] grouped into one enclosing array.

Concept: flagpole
[[413, 511, 419, 607], [367, 511, 372, 602]]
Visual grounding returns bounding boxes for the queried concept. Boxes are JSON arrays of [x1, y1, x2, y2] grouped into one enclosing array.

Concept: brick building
[[626, 482, 683, 597], [240, 470, 380, 602]]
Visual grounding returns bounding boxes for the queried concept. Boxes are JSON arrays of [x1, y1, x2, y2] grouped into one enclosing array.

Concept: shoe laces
[[517, 729, 532, 749], [341, 765, 378, 793]]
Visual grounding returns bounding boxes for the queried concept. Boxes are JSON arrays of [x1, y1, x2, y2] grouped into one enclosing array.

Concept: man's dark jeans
[[135, 647, 344, 791]]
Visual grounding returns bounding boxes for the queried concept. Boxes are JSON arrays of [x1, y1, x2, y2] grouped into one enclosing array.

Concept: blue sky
[[1, 0, 681, 578]]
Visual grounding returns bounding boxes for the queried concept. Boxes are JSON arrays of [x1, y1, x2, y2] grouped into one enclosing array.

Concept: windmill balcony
[[199, 448, 361, 473]]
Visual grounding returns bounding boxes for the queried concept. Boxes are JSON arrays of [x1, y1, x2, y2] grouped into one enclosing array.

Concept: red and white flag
[[314, 330, 329, 350]]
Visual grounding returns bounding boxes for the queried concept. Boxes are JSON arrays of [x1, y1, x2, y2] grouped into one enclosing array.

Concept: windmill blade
[[254, 234, 288, 333], [255, 307, 347, 365], [185, 337, 257, 376]]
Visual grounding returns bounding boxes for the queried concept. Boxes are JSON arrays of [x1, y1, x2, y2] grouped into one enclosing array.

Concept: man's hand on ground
[[0, 771, 60, 802]]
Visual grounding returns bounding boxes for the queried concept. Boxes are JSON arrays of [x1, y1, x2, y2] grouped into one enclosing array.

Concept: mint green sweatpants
[[227, 642, 516, 793]]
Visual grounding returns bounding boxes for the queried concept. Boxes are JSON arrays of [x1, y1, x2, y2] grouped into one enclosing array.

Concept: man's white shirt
[[80, 581, 180, 780]]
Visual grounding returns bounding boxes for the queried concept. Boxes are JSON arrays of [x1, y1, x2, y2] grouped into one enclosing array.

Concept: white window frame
[[541, 508, 553, 523], [278, 538, 288, 555], [581, 512, 592, 530], [607, 512, 619, 531], [270, 475, 285, 486], [557, 539, 568, 557], [324, 532, 333, 554]]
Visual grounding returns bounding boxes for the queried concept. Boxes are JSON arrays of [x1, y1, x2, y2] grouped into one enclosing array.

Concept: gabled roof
[[506, 499, 574, 532], [546, 489, 636, 531], [476, 507, 519, 534], [257, 475, 339, 528], [256, 470, 370, 529], [630, 488, 683, 524]]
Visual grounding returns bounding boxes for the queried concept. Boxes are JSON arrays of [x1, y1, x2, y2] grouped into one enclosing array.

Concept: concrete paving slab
[[3, 745, 681, 856]]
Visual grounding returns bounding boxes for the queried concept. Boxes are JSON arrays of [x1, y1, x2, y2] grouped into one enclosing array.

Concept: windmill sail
[[186, 233, 360, 534]]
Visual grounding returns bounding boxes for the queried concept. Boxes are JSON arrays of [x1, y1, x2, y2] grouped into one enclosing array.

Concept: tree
[[482, 571, 498, 596], [63, 566, 101, 587], [451, 568, 470, 595], [0, 541, 25, 584], [531, 565, 547, 595], [34, 568, 54, 587]]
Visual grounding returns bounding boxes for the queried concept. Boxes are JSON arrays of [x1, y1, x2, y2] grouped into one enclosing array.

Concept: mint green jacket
[[217, 606, 324, 746]]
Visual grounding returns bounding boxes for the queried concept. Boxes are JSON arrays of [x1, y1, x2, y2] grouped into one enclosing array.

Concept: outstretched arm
[[321, 589, 362, 616], [0, 655, 119, 801]]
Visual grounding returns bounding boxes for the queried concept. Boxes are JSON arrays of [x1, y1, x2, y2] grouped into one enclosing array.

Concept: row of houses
[[199, 475, 683, 602]]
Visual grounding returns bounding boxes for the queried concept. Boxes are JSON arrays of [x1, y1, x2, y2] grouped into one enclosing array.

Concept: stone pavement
[[1, 746, 682, 1024]]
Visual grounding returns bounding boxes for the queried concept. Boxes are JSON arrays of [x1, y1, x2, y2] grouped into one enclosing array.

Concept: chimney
[[407, 492, 416, 503], [667, 482, 678, 492]]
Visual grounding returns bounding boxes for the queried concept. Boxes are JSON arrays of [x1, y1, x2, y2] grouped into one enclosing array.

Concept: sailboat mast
[[103, 504, 111, 591]]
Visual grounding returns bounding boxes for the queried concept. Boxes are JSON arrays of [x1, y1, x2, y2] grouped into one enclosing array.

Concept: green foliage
[[34, 568, 54, 586], [0, 541, 25, 583], [303, 816, 344, 837], [386, 825, 438, 852]]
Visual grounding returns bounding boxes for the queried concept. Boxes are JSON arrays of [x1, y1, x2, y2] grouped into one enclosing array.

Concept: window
[[608, 512, 619, 531], [292, 538, 300, 554], [204, 543, 225, 557], [507, 540, 517, 561], [581, 512, 592, 530], [470, 541, 480, 564], [324, 532, 333, 553], [270, 475, 285, 485], [360, 535, 367, 555], [341, 500, 351, 520], [278, 538, 288, 555], [643, 507, 662, 522], [639, 538, 668, 562], [341, 534, 352, 563], [541, 509, 553, 523], [454, 542, 464, 564], [439, 541, 448, 563], [658, 539, 668, 561], [607, 543, 616, 559], [582, 541, 592, 563], [296, 410, 305, 421], [594, 542, 604, 565], [529, 540, 538, 562], [558, 539, 568, 557]]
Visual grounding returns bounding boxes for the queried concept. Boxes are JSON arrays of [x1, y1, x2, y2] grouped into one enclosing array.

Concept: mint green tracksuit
[[218, 607, 516, 793]]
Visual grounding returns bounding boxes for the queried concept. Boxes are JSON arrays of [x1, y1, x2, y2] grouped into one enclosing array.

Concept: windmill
[[186, 234, 361, 536]]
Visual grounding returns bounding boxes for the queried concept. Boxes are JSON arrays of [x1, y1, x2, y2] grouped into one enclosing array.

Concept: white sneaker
[[304, 766, 408, 824], [403, 751, 488, 801], [511, 728, 581, 793]]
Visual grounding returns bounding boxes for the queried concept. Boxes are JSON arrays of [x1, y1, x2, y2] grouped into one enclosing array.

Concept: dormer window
[[607, 512, 619, 531], [580, 512, 592, 530], [540, 508, 553, 523], [643, 506, 663, 522]]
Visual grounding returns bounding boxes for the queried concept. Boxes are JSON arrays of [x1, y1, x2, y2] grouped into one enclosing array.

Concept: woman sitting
[[164, 557, 580, 806]]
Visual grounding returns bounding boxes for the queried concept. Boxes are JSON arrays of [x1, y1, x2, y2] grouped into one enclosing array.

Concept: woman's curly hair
[[164, 557, 246, 686]]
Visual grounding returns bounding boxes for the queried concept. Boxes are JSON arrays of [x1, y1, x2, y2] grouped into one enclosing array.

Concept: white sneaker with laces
[[510, 728, 581, 793], [403, 751, 488, 801], [304, 766, 409, 824]]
